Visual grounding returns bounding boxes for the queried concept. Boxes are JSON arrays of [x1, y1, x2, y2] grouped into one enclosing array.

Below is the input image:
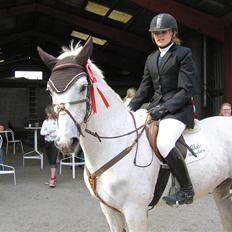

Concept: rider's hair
[[172, 30, 181, 45]]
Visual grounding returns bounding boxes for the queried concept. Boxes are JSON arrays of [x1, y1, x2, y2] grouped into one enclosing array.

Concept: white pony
[[38, 37, 232, 232]]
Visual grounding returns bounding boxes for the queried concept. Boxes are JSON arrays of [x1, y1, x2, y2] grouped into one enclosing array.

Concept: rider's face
[[152, 30, 173, 47]]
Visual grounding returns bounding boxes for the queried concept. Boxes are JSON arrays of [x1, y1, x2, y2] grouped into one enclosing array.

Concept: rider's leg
[[162, 147, 194, 205], [157, 118, 194, 205]]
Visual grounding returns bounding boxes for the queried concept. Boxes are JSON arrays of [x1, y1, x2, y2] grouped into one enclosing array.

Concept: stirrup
[[162, 190, 194, 206]]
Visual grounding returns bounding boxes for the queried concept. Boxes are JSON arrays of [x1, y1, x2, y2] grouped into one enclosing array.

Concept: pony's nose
[[70, 137, 79, 146]]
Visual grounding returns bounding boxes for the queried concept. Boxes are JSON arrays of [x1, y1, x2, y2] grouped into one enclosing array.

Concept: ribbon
[[85, 63, 110, 113]]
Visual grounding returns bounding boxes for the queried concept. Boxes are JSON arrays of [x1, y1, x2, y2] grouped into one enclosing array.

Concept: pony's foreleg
[[123, 204, 148, 232], [100, 203, 126, 232], [213, 179, 232, 232]]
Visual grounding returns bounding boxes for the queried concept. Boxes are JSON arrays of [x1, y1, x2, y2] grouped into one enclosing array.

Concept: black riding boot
[[162, 147, 194, 206]]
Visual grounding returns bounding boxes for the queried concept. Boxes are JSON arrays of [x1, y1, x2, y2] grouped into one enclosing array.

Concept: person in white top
[[40, 105, 58, 187]]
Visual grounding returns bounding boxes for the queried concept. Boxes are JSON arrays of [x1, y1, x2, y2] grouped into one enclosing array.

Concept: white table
[[23, 127, 43, 169]]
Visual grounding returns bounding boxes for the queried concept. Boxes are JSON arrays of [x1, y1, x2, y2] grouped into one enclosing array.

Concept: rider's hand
[[150, 105, 168, 121]]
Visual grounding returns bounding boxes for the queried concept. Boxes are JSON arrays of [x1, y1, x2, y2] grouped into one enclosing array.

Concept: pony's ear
[[37, 46, 58, 70], [76, 36, 93, 66]]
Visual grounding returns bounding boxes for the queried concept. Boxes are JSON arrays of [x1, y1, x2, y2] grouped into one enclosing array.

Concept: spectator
[[219, 102, 232, 195], [0, 125, 4, 131], [219, 102, 231, 116], [40, 105, 58, 188], [123, 87, 136, 107]]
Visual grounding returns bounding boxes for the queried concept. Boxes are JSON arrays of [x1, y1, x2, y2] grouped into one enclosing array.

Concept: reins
[[85, 118, 147, 190], [84, 115, 152, 142]]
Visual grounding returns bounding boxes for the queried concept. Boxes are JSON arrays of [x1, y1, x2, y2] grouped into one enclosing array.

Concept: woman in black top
[[129, 13, 195, 206]]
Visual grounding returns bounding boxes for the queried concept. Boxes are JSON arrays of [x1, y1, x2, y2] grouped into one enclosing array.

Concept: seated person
[[0, 125, 4, 131], [219, 102, 231, 116]]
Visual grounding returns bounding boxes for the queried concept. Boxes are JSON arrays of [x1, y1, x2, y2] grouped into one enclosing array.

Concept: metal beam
[[0, 3, 151, 52], [36, 4, 151, 52], [0, 4, 36, 17], [0, 31, 143, 75], [130, 0, 224, 42]]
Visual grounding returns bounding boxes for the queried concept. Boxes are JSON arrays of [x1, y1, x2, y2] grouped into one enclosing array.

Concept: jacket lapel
[[159, 44, 177, 73], [150, 51, 160, 76]]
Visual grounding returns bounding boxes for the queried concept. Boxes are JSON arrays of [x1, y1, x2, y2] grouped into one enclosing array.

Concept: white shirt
[[159, 42, 174, 57], [40, 118, 58, 142]]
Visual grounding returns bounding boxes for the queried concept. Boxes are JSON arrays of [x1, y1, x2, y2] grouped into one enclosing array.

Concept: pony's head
[[38, 37, 93, 153]]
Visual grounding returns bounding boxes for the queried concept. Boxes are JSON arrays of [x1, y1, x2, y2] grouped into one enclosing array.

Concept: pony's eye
[[80, 85, 87, 92]]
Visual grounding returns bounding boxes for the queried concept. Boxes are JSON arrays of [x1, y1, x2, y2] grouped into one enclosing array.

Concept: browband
[[52, 63, 84, 72]]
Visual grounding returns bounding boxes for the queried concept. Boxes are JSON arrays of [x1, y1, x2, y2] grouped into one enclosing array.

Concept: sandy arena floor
[[0, 147, 223, 232]]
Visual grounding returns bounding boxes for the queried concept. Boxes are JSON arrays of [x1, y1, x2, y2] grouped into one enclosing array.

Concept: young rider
[[128, 13, 196, 206]]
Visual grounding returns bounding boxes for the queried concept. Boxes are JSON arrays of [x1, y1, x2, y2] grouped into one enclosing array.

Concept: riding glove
[[150, 105, 168, 121]]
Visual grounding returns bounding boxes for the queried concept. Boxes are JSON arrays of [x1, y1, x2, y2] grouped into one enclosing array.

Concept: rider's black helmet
[[149, 13, 178, 32]]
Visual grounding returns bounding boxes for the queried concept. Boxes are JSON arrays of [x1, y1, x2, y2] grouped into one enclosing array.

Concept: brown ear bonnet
[[37, 37, 93, 93]]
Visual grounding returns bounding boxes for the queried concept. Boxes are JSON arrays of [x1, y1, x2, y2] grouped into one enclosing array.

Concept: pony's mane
[[59, 40, 82, 59], [58, 40, 105, 82]]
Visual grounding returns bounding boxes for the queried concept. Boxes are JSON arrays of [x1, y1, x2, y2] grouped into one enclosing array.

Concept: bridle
[[50, 63, 92, 136], [54, 98, 90, 137], [49, 61, 153, 212], [50, 62, 152, 142]]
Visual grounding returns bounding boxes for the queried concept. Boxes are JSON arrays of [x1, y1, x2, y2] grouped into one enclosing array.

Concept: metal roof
[[0, 0, 231, 88]]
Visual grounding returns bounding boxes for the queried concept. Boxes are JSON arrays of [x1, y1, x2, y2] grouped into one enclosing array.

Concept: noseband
[[51, 63, 92, 137]]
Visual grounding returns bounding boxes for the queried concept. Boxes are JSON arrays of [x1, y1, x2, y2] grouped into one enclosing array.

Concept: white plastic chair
[[59, 144, 84, 179], [5, 129, 24, 155], [0, 135, 16, 184]]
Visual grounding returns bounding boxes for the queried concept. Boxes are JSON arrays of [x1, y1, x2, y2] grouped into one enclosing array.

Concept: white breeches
[[157, 118, 186, 158]]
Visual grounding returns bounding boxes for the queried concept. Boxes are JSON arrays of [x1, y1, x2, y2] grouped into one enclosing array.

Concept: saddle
[[145, 120, 187, 162]]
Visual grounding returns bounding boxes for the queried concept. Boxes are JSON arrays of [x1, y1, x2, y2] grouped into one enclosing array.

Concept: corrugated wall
[[206, 39, 224, 117]]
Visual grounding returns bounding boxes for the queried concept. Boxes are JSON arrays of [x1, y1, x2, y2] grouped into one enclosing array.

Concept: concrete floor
[[0, 146, 223, 232]]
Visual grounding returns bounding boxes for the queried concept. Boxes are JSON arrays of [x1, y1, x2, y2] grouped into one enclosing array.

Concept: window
[[14, 71, 43, 80]]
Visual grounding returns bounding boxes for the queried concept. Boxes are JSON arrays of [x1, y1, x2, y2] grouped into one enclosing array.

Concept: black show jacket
[[129, 44, 196, 128]]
